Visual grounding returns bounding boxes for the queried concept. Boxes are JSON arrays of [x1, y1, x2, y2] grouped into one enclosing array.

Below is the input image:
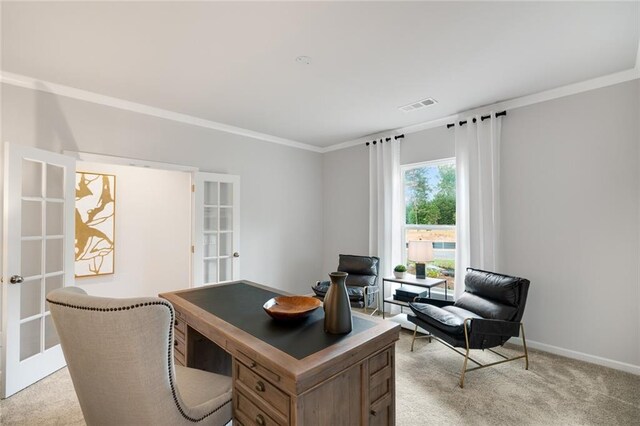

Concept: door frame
[[63, 151, 241, 288]]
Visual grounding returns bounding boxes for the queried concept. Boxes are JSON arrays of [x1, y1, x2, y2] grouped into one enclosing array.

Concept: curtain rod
[[365, 134, 404, 146], [446, 110, 507, 129]]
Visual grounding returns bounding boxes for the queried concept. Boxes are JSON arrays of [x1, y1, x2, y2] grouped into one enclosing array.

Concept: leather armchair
[[407, 267, 530, 388], [312, 254, 380, 314]]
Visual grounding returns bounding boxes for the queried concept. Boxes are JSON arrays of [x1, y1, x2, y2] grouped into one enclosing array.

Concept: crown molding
[[323, 66, 640, 153], [2, 66, 638, 155], [0, 71, 324, 154]]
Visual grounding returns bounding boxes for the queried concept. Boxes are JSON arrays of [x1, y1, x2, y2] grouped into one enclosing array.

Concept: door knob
[[9, 275, 24, 284], [233, 252, 240, 258]]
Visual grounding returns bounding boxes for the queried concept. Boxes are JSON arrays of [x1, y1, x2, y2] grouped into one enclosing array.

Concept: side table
[[382, 275, 448, 319]]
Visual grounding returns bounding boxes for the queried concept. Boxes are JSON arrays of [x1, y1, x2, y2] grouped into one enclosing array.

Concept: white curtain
[[369, 138, 402, 305], [454, 114, 503, 300]]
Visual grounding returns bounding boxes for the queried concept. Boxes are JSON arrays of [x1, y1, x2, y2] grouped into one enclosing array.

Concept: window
[[402, 158, 456, 294]]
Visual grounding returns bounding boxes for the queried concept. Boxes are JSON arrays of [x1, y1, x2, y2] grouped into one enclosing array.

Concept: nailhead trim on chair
[[46, 298, 232, 423]]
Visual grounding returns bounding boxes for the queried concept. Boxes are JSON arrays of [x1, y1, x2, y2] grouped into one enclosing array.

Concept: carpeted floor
[[1, 330, 638, 425]]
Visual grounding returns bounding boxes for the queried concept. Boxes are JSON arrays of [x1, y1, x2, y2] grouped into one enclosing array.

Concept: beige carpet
[[1, 330, 638, 425]]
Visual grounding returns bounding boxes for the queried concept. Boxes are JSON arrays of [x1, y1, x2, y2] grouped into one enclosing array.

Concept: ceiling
[[2, 1, 639, 148]]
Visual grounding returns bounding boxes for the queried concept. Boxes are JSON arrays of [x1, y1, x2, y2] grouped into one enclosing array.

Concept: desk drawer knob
[[174, 319, 178, 326], [255, 381, 265, 392], [370, 409, 377, 416], [255, 414, 266, 426], [174, 340, 178, 346]]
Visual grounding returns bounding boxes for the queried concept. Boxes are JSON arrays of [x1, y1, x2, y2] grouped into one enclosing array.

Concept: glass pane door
[[193, 173, 240, 286], [19, 160, 65, 361], [3, 143, 74, 398]]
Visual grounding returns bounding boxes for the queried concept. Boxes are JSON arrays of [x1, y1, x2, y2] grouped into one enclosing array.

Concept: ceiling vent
[[399, 98, 438, 113]]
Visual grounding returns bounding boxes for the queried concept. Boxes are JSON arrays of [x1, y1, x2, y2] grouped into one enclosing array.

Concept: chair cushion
[[409, 302, 482, 335], [311, 283, 366, 302], [337, 255, 379, 276], [345, 274, 376, 288], [174, 365, 233, 423], [454, 292, 518, 321], [175, 365, 232, 408], [465, 269, 523, 306]]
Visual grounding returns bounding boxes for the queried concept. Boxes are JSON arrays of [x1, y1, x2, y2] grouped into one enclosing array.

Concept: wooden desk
[[160, 281, 400, 426]]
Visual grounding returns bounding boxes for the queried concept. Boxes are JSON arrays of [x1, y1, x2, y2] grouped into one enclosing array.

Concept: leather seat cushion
[[311, 283, 366, 302], [465, 269, 523, 307], [409, 303, 482, 335], [454, 292, 518, 321]]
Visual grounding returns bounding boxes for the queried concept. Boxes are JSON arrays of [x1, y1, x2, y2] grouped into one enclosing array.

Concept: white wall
[[322, 145, 370, 275], [74, 162, 191, 298], [500, 79, 639, 369], [323, 79, 640, 372], [400, 125, 455, 165], [1, 83, 324, 295]]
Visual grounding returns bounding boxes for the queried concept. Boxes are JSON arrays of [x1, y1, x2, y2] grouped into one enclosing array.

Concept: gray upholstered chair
[[47, 287, 232, 426]]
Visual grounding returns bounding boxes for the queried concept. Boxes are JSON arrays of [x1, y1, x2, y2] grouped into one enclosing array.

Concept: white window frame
[[400, 157, 456, 267]]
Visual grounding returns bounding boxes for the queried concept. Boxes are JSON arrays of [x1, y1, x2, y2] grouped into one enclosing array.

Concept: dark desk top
[[176, 281, 376, 360]]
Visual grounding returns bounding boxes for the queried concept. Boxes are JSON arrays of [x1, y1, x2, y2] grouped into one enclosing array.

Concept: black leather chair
[[408, 267, 530, 388], [312, 254, 380, 314]]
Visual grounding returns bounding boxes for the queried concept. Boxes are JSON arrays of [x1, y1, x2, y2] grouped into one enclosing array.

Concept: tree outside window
[[403, 159, 456, 293]]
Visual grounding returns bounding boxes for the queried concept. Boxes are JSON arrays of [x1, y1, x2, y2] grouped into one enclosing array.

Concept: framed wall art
[[75, 172, 116, 277]]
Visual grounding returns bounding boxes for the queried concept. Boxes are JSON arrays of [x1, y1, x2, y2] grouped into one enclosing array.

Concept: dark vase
[[323, 272, 353, 334]]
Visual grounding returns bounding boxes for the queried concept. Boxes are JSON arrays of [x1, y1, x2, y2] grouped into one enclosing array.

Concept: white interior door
[[2, 143, 75, 398], [192, 172, 240, 286]]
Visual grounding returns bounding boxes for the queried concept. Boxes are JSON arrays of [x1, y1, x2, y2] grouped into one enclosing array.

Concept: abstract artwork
[[75, 172, 116, 277]]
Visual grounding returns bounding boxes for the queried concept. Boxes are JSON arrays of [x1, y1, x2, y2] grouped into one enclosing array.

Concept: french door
[[2, 143, 75, 398], [192, 172, 240, 286]]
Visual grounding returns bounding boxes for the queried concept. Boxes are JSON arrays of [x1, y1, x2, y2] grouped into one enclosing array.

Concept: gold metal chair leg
[[459, 318, 472, 388], [363, 287, 380, 316], [410, 325, 418, 352], [424, 319, 528, 388], [369, 290, 379, 317], [521, 323, 529, 370]]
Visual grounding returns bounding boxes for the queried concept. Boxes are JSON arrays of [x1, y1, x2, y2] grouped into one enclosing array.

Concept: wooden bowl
[[263, 296, 322, 321]]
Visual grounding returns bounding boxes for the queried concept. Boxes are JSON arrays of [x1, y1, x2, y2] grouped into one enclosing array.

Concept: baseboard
[[509, 337, 640, 376]]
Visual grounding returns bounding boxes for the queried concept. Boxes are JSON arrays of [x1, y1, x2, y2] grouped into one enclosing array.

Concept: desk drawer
[[174, 348, 186, 366], [174, 316, 187, 336], [368, 347, 394, 426], [174, 334, 186, 357], [235, 390, 284, 426], [236, 362, 289, 420]]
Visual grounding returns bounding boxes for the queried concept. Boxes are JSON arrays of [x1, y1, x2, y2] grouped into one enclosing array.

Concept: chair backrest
[[337, 254, 380, 288], [47, 287, 187, 425], [454, 268, 530, 322]]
